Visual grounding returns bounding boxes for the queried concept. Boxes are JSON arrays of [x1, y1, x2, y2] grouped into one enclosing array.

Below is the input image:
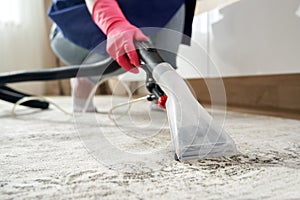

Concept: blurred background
[[0, 0, 299, 117]]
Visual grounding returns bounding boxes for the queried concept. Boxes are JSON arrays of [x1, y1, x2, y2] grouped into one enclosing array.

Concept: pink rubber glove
[[92, 0, 149, 73]]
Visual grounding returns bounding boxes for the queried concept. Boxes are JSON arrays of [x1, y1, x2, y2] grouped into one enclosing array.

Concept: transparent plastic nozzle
[[153, 63, 237, 161]]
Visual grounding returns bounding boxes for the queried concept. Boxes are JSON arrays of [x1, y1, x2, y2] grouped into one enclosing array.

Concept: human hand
[[106, 22, 148, 73], [91, 0, 148, 73]]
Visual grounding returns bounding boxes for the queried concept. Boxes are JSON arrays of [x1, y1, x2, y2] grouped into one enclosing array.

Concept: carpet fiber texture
[[0, 96, 300, 199]]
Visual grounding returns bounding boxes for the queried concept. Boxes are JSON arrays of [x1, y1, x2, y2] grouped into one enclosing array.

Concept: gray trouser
[[50, 5, 185, 68]]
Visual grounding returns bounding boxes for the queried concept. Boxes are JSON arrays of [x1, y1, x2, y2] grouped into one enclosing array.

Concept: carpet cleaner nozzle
[[152, 63, 237, 160], [136, 41, 237, 161]]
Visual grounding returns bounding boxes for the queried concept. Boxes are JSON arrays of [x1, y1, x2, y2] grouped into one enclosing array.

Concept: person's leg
[[50, 25, 91, 65], [50, 25, 103, 112], [151, 4, 185, 68]]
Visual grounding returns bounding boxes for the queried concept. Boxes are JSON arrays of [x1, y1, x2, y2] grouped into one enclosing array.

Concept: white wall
[[177, 0, 300, 78], [0, 0, 56, 95]]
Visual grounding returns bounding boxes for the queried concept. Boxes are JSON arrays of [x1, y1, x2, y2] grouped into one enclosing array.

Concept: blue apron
[[48, 0, 194, 50]]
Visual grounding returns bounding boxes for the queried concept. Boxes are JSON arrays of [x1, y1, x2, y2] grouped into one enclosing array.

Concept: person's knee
[[50, 26, 90, 65]]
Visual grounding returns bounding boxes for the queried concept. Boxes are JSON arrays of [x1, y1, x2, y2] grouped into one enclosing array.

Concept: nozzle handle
[[135, 41, 165, 72]]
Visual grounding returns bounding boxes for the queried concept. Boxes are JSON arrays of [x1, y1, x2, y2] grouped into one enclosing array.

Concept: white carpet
[[0, 96, 300, 199]]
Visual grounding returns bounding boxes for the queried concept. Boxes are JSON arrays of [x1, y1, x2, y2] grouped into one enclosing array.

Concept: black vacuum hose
[[0, 57, 120, 85], [0, 86, 49, 109]]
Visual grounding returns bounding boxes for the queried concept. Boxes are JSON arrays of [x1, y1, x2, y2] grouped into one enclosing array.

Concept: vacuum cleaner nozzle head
[[153, 63, 237, 161]]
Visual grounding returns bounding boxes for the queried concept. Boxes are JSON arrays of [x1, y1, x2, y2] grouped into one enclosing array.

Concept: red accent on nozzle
[[158, 95, 168, 109]]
